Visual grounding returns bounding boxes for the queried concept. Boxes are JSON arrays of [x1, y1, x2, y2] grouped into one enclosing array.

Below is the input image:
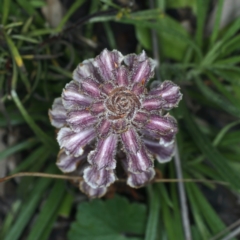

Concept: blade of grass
[[210, 0, 224, 46], [144, 184, 160, 240], [193, 76, 240, 117], [195, 0, 210, 47], [26, 181, 66, 240], [3, 165, 56, 240], [0, 138, 38, 162], [181, 101, 240, 190], [2, 0, 11, 25], [11, 90, 57, 148], [56, 0, 87, 32]]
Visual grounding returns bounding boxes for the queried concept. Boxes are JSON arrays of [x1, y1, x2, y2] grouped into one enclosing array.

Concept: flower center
[[105, 87, 141, 120]]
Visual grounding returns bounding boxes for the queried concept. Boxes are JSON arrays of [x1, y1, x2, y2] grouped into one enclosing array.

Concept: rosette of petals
[[49, 49, 182, 198]]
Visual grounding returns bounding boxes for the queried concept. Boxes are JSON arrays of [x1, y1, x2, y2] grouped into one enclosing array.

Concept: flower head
[[49, 49, 182, 198]]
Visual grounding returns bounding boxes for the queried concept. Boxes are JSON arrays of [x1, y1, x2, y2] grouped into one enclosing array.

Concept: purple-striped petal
[[83, 166, 116, 188], [142, 96, 164, 111], [121, 127, 141, 154], [93, 49, 123, 81], [112, 119, 128, 133], [49, 98, 66, 128], [144, 137, 175, 163], [81, 77, 101, 98], [115, 66, 129, 86], [132, 111, 149, 128], [100, 82, 115, 95], [145, 114, 177, 136], [56, 150, 86, 173], [149, 80, 182, 110], [128, 146, 153, 173], [90, 101, 105, 115], [127, 168, 155, 188], [125, 51, 156, 84], [62, 81, 92, 110], [97, 119, 112, 138], [88, 134, 118, 169], [73, 59, 104, 83], [131, 82, 145, 95], [79, 181, 107, 198], [67, 110, 97, 132], [57, 127, 95, 157]]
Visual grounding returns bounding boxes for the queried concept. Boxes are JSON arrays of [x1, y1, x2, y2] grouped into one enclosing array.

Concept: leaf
[[68, 195, 147, 240]]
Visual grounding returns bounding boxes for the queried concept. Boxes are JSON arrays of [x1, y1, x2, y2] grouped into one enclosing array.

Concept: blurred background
[[1, 0, 240, 239]]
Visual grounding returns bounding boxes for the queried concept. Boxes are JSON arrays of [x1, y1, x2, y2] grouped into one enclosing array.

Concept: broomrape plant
[[49, 49, 182, 198]]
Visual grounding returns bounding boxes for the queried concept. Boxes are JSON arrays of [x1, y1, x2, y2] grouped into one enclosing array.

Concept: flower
[[49, 49, 182, 198]]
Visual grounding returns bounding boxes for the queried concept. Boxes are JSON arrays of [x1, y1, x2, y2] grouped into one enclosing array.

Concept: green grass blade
[[195, 0, 210, 47], [144, 185, 160, 240], [210, 0, 224, 46], [0, 138, 38, 162], [181, 102, 240, 190], [11, 90, 57, 148], [3, 165, 55, 240], [2, 0, 12, 25], [26, 181, 66, 240]]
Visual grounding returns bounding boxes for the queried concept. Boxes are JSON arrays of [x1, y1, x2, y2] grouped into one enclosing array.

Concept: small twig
[[174, 143, 192, 240], [0, 171, 228, 185], [221, 226, 240, 240], [210, 218, 240, 240]]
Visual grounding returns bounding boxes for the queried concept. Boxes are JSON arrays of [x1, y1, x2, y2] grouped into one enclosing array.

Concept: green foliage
[[68, 195, 147, 240]]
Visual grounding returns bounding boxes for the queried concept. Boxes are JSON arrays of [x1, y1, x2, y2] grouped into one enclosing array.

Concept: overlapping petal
[[79, 181, 107, 198], [73, 59, 104, 83], [83, 165, 116, 188], [57, 127, 95, 156], [67, 110, 97, 132], [88, 134, 118, 169], [145, 114, 177, 136], [127, 146, 153, 173], [115, 66, 129, 86], [49, 98, 66, 128], [127, 168, 155, 188], [142, 96, 164, 111], [62, 81, 92, 110], [149, 80, 182, 110], [80, 77, 101, 98], [97, 119, 112, 138], [93, 49, 123, 81], [56, 150, 86, 173], [144, 137, 175, 163]]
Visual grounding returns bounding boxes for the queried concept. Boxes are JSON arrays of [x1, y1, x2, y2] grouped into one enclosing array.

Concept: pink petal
[[88, 134, 118, 169], [144, 137, 175, 163], [100, 81, 115, 95], [97, 119, 112, 138], [142, 96, 164, 111], [56, 150, 86, 173], [112, 119, 128, 133], [49, 98, 66, 128], [121, 127, 141, 154], [115, 66, 129, 86], [131, 82, 145, 95], [67, 110, 98, 132], [90, 101, 105, 115], [149, 80, 182, 110], [127, 146, 153, 173], [79, 181, 107, 198], [127, 168, 155, 188], [83, 166, 116, 188], [57, 127, 95, 157], [62, 81, 92, 110], [132, 111, 149, 128], [145, 114, 177, 136], [80, 77, 101, 98], [93, 49, 123, 81], [73, 59, 104, 83]]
